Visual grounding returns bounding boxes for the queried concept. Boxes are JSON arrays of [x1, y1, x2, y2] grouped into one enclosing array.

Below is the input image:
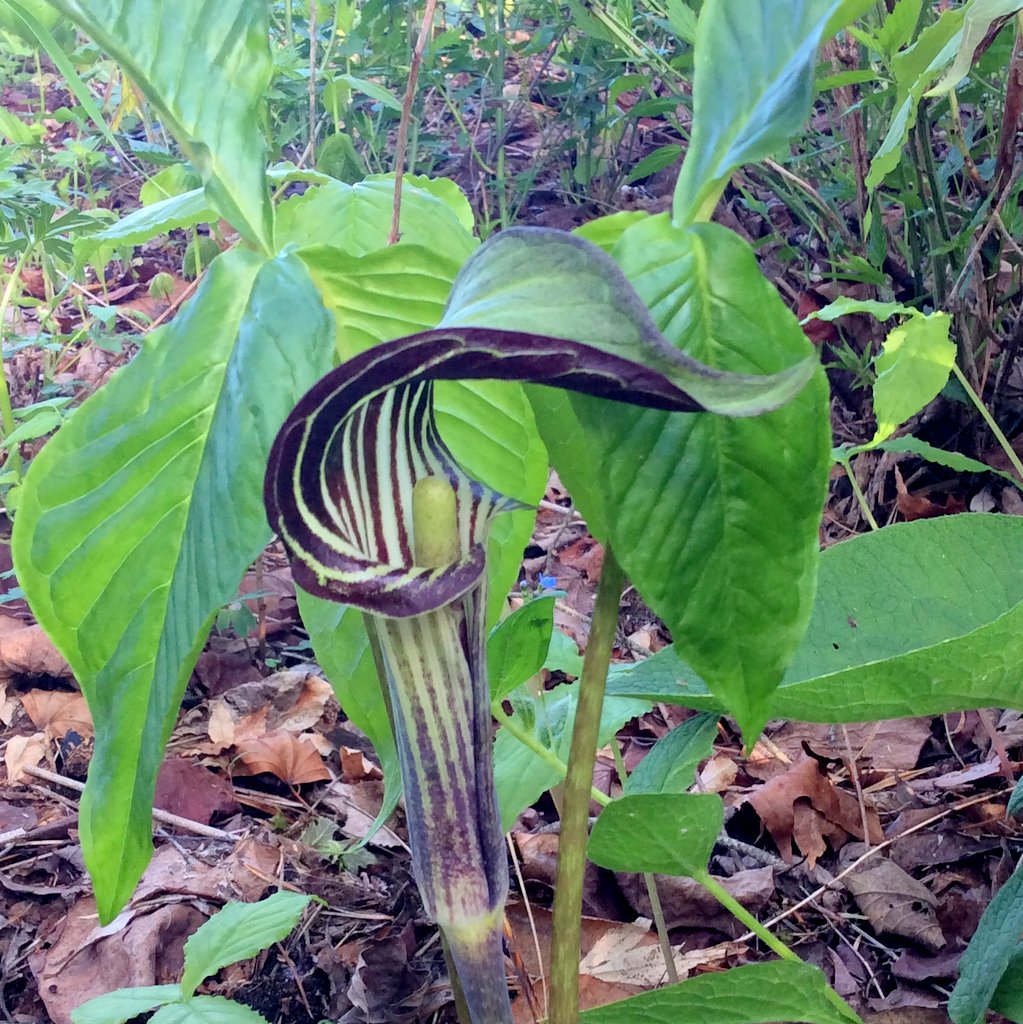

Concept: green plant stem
[[549, 548, 625, 1024], [952, 362, 1023, 483], [491, 704, 610, 808], [695, 871, 795, 961], [610, 742, 678, 984], [0, 247, 31, 475], [838, 457, 878, 530]]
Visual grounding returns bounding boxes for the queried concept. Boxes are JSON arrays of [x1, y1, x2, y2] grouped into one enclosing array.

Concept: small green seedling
[[71, 890, 312, 1024]]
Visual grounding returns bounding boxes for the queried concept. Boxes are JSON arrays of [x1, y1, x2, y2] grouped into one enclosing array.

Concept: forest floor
[[2, 46, 1023, 1024]]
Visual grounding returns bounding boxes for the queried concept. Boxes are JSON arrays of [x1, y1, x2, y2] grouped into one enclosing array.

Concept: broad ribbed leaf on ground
[[180, 891, 312, 998], [12, 252, 334, 920], [950, 852, 1023, 1024], [46, 0, 273, 251], [579, 960, 861, 1024], [605, 515, 1023, 721], [580, 216, 829, 740], [672, 0, 847, 224], [148, 997, 270, 1024], [588, 793, 723, 877]]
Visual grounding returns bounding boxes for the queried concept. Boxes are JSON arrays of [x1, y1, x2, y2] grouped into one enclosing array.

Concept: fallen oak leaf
[[234, 729, 330, 784], [744, 752, 882, 867]]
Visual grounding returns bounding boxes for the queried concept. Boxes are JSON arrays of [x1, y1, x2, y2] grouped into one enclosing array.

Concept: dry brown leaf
[[698, 754, 738, 793], [234, 729, 330, 784], [0, 622, 72, 681], [744, 753, 882, 867], [207, 701, 268, 751], [322, 780, 404, 847], [340, 746, 382, 781], [154, 757, 239, 824], [5, 732, 48, 782], [0, 678, 19, 725], [21, 690, 93, 740], [839, 843, 946, 951]]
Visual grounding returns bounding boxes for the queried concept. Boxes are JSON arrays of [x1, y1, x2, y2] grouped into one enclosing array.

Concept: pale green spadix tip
[[412, 476, 460, 568]]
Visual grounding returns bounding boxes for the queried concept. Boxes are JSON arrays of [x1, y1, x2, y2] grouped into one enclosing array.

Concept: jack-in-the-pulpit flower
[[264, 228, 816, 1022]]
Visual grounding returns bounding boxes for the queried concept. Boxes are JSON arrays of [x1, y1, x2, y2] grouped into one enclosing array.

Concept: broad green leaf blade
[[579, 960, 862, 1024], [45, 0, 273, 251], [869, 312, 954, 444], [13, 252, 334, 920], [71, 985, 180, 1024], [149, 997, 271, 1024], [672, 0, 845, 224], [296, 590, 401, 847], [493, 683, 651, 831], [623, 714, 719, 795], [990, 945, 1023, 1022], [75, 188, 214, 265], [927, 0, 1023, 96], [584, 217, 829, 740], [587, 793, 723, 877], [440, 227, 817, 418], [276, 176, 477, 261], [334, 73, 403, 111], [606, 515, 1023, 722], [487, 595, 556, 701], [180, 892, 312, 998], [949, 852, 1023, 1024]]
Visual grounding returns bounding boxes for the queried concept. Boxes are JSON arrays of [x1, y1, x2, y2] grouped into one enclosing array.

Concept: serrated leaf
[[579, 216, 829, 740], [494, 682, 650, 831], [149, 996, 271, 1024], [44, 0, 273, 250], [181, 892, 311, 998], [870, 435, 1018, 486], [71, 985, 180, 1024], [487, 596, 556, 701], [949, 852, 1023, 1024], [13, 253, 334, 920], [606, 515, 1023, 722], [579, 960, 861, 1024], [588, 792, 723, 877], [869, 311, 954, 444], [623, 713, 719, 795], [927, 0, 1023, 96], [673, 0, 846, 223]]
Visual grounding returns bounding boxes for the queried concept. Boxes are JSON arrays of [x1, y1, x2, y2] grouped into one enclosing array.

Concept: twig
[[21, 764, 238, 841], [389, 0, 439, 245]]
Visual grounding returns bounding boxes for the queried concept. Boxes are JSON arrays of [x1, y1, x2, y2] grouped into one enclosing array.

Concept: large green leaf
[[672, 0, 846, 224], [950, 852, 1023, 1024], [12, 252, 334, 919], [72, 986, 180, 1024], [581, 217, 829, 740], [588, 793, 723, 877], [927, 0, 1023, 96], [45, 0, 273, 251], [148, 997, 270, 1024], [579, 960, 861, 1024], [605, 514, 1023, 721], [276, 176, 476, 261], [180, 891, 312, 998]]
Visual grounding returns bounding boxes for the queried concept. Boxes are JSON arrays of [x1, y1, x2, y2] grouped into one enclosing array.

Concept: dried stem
[[389, 0, 439, 245]]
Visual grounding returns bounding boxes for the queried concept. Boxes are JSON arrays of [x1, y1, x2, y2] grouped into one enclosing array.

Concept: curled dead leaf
[[21, 690, 93, 740], [234, 729, 330, 784], [5, 732, 48, 783]]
